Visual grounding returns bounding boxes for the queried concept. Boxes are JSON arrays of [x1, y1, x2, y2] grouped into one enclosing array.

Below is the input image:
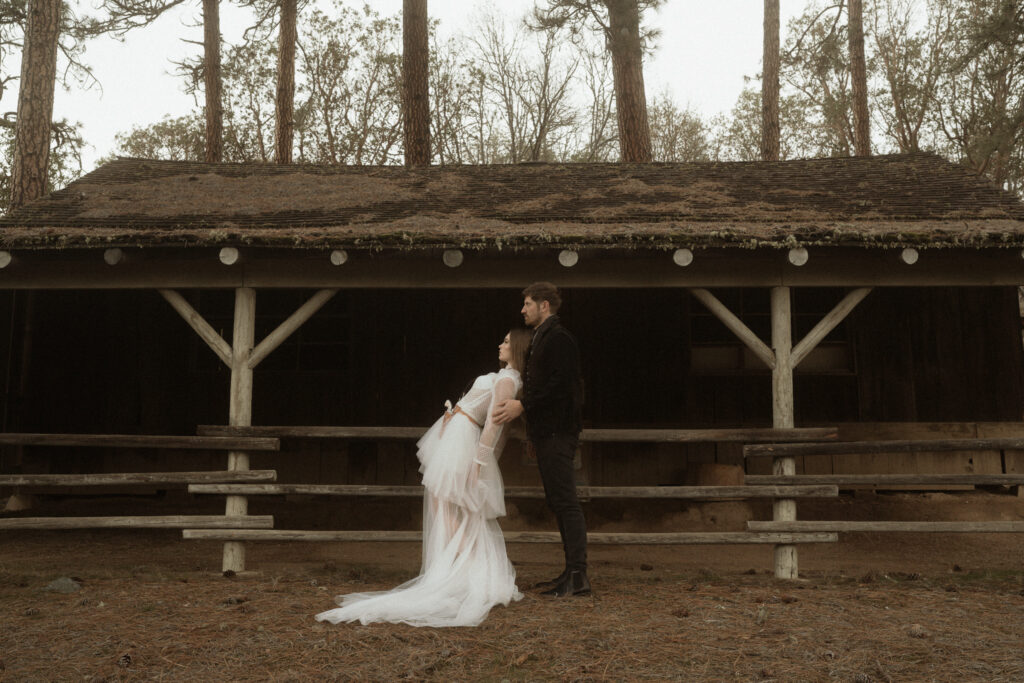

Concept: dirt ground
[[2, 491, 1024, 681]]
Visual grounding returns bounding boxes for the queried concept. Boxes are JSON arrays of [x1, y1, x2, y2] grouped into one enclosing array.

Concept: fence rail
[[0, 432, 279, 451], [746, 437, 1024, 554], [198, 425, 838, 444], [188, 483, 838, 499], [183, 529, 839, 545]]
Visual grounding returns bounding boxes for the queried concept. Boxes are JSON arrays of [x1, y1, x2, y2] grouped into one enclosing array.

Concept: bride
[[315, 328, 532, 627]]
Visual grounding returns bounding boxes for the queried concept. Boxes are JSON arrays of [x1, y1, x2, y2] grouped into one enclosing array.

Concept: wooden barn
[[2, 151, 1024, 575]]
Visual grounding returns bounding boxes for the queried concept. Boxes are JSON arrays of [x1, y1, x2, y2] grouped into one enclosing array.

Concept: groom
[[492, 282, 589, 597]]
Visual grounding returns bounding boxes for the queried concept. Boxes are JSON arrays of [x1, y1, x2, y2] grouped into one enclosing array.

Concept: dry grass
[[2, 527, 1024, 682]]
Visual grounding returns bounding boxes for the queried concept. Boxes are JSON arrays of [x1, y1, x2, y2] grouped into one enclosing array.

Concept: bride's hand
[[491, 399, 523, 424]]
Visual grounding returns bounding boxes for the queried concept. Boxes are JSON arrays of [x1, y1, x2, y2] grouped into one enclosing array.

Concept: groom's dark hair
[[522, 282, 561, 313]]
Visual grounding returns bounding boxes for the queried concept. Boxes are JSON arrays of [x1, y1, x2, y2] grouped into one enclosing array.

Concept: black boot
[[540, 570, 591, 597], [532, 569, 569, 590]]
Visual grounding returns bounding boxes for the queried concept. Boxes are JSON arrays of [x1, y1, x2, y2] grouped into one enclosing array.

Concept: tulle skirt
[[314, 414, 521, 627], [417, 413, 506, 519]]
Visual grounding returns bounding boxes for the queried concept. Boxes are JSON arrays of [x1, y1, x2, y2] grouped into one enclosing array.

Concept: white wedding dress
[[315, 368, 523, 627]]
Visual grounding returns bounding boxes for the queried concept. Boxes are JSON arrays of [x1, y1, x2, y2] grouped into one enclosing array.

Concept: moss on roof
[[3, 153, 1023, 250]]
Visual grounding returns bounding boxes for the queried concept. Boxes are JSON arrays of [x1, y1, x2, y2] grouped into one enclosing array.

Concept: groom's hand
[[491, 399, 523, 424]]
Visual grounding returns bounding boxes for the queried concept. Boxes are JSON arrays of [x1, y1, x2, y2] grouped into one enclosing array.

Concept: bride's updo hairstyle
[[503, 327, 531, 373]]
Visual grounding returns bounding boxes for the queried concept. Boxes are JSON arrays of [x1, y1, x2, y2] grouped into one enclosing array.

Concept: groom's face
[[521, 296, 547, 328]]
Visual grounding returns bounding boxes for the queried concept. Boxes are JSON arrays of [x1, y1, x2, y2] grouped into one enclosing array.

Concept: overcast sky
[[35, 0, 805, 170]]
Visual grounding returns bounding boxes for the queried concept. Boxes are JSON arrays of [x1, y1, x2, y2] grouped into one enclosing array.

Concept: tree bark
[[605, 0, 651, 162], [761, 0, 780, 161], [848, 0, 870, 156], [10, 0, 60, 209], [275, 0, 297, 164], [402, 0, 430, 167], [203, 0, 223, 162]]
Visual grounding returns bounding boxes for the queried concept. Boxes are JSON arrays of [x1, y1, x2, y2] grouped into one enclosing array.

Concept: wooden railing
[[743, 437, 1024, 536], [7, 425, 1024, 575], [197, 425, 838, 443], [0, 433, 279, 530], [183, 426, 841, 567]]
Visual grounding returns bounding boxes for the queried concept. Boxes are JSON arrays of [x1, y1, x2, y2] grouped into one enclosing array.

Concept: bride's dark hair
[[502, 327, 531, 374]]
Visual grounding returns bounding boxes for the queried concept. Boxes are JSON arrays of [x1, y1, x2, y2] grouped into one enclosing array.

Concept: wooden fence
[[10, 425, 1022, 577], [0, 433, 279, 530], [184, 426, 841, 573], [743, 437, 1024, 538]]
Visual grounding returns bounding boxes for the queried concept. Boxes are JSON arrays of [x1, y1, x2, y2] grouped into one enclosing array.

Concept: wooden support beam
[[747, 474, 1024, 486], [0, 515, 273, 530], [1, 470, 277, 486], [158, 289, 232, 367], [195, 425, 838, 444], [0, 433, 279, 450], [6, 246, 1024, 290], [771, 287, 794, 432], [744, 437, 1024, 458], [187, 484, 839, 499], [748, 521, 1024, 533], [791, 287, 871, 367], [224, 287, 256, 573], [183, 529, 839, 544], [688, 288, 775, 368], [248, 288, 338, 369], [770, 285, 798, 579]]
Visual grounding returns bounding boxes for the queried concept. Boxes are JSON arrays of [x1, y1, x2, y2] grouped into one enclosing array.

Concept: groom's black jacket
[[522, 315, 583, 440]]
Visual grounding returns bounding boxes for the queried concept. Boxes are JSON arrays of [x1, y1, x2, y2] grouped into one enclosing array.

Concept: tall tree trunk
[[761, 0, 780, 161], [203, 0, 223, 162], [849, 0, 870, 156], [275, 0, 297, 163], [10, 0, 60, 209], [402, 0, 430, 167], [605, 0, 651, 162]]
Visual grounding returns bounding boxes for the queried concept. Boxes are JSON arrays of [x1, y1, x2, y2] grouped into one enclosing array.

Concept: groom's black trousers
[[535, 433, 587, 572]]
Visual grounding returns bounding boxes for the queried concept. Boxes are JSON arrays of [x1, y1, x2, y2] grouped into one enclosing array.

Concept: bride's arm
[[475, 377, 518, 466]]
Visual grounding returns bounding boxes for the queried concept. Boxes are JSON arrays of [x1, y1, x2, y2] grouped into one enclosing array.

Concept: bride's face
[[497, 333, 513, 366]]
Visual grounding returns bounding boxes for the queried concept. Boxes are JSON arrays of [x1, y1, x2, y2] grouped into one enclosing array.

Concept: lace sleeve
[[475, 376, 518, 465]]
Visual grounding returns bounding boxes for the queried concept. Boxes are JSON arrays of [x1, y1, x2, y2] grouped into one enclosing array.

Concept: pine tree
[[403, 0, 430, 167]]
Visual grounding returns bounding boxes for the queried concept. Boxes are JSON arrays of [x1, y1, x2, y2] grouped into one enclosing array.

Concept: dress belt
[[443, 404, 482, 429]]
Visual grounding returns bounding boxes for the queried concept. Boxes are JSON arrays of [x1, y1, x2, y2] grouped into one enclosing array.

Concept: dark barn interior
[[2, 285, 1021, 500]]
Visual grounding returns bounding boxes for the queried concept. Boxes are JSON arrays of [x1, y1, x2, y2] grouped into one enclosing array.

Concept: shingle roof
[[3, 152, 1023, 250]]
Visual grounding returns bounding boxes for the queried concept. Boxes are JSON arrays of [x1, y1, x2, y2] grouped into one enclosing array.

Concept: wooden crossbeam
[[790, 287, 872, 367], [1, 470, 277, 487], [744, 438, 1024, 458], [688, 288, 775, 369], [0, 433, 279, 451], [196, 425, 837, 444], [248, 289, 338, 369], [0, 515, 274, 530], [188, 483, 838, 499], [746, 474, 1024, 486], [158, 289, 232, 367], [183, 529, 838, 544], [748, 521, 1024, 533]]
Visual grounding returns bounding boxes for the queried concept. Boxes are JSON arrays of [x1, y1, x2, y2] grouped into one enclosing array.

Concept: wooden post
[[770, 286, 798, 579], [223, 287, 255, 573]]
